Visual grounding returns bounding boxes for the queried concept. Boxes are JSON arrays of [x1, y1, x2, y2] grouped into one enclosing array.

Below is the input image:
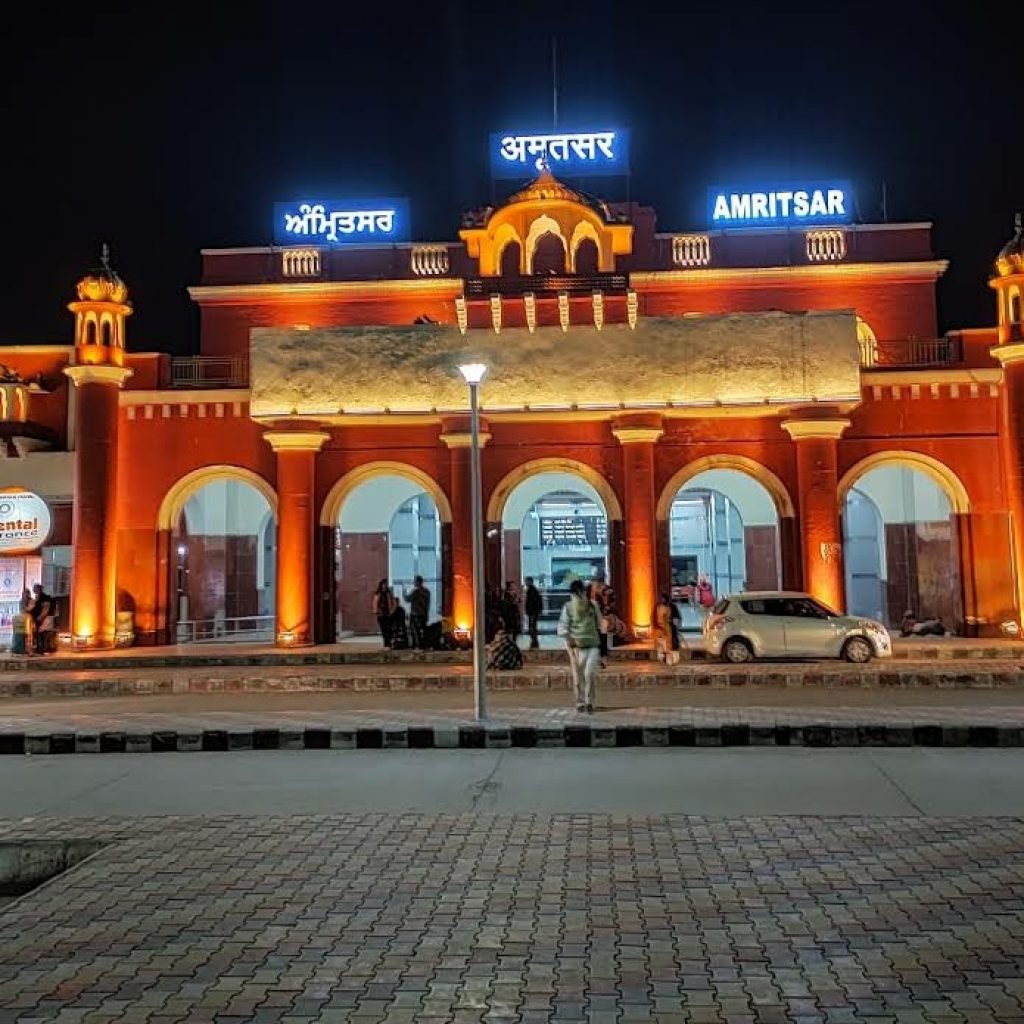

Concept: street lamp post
[[458, 362, 488, 721]]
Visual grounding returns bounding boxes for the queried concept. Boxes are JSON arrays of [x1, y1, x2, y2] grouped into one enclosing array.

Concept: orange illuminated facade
[[4, 179, 1024, 645]]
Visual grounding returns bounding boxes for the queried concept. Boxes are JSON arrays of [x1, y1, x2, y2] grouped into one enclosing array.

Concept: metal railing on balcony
[[175, 615, 275, 644], [170, 355, 249, 389], [860, 338, 963, 369]]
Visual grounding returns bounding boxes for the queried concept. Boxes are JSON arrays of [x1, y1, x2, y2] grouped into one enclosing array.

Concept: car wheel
[[842, 636, 873, 664], [722, 637, 754, 664]]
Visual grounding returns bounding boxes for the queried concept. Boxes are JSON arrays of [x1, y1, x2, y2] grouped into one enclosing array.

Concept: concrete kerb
[[3, 664, 1024, 700], [4, 720, 1024, 754]]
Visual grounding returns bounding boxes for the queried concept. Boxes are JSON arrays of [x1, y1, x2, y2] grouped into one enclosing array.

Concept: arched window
[[1011, 289, 1022, 325], [499, 240, 521, 277]]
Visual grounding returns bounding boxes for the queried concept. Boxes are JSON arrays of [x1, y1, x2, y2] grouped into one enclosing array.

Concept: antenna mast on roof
[[881, 182, 888, 223], [551, 36, 558, 131]]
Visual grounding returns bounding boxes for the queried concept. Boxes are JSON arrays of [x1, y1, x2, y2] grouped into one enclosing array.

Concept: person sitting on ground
[[389, 602, 410, 650], [486, 625, 524, 671], [901, 610, 946, 637]]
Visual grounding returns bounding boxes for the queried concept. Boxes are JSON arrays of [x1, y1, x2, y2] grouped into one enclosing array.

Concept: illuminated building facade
[[2, 175, 1022, 646]]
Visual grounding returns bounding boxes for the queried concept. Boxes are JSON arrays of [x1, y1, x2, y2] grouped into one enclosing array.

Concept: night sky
[[3, 0, 1020, 353]]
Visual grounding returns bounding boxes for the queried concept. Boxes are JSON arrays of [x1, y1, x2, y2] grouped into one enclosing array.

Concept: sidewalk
[[3, 685, 1024, 753]]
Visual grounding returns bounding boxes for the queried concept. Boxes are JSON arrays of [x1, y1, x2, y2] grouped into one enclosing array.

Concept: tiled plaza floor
[[2, 813, 1024, 1022]]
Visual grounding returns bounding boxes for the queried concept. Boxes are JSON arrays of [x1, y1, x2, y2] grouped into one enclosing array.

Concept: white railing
[[805, 229, 847, 262], [672, 234, 711, 267], [411, 245, 449, 276], [281, 248, 321, 278], [175, 616, 275, 644]]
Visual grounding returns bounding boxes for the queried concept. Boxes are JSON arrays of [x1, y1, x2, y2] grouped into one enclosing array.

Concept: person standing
[[557, 579, 601, 713], [654, 592, 681, 664], [501, 582, 522, 642], [523, 576, 543, 650], [372, 579, 394, 648], [29, 583, 52, 656], [697, 575, 715, 622], [404, 575, 431, 650]]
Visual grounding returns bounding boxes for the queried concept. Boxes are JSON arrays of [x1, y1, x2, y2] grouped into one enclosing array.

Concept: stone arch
[[158, 466, 278, 531], [524, 215, 567, 275], [487, 457, 622, 523], [493, 222, 524, 277], [856, 316, 878, 367], [656, 455, 795, 521], [569, 220, 602, 273], [837, 451, 971, 515], [320, 461, 452, 526]]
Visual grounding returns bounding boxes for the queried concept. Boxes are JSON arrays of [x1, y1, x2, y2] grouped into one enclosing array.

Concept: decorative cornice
[[990, 343, 1024, 367], [781, 417, 850, 441], [188, 279, 465, 303], [630, 260, 949, 288], [612, 426, 664, 445], [263, 430, 330, 452], [120, 388, 250, 406], [63, 365, 133, 389], [862, 368, 1001, 386], [440, 431, 491, 449]]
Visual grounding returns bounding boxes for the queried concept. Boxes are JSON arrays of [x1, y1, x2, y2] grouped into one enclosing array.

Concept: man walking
[[524, 576, 543, 650], [557, 579, 601, 713], [404, 575, 431, 650]]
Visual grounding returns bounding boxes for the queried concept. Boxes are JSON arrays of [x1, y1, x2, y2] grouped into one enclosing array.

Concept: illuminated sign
[[540, 516, 607, 547], [274, 198, 410, 246], [708, 182, 853, 226], [0, 489, 51, 554], [490, 130, 630, 178]]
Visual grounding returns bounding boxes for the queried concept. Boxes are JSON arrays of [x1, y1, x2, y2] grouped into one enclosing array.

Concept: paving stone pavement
[[2, 813, 1024, 1022]]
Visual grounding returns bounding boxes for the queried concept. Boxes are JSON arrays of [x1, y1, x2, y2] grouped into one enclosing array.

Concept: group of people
[[371, 576, 433, 650], [655, 577, 716, 663], [11, 584, 58, 656]]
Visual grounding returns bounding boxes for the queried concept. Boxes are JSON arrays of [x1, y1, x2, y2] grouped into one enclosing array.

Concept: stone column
[[782, 415, 849, 611], [264, 430, 329, 646], [64, 365, 133, 647], [613, 418, 663, 636], [992, 343, 1024, 621], [441, 422, 490, 633]]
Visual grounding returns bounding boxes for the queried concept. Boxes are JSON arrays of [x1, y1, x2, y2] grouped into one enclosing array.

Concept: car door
[[741, 598, 787, 656], [779, 597, 837, 657]]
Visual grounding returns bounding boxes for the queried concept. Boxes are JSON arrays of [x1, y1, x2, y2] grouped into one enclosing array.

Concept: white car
[[702, 591, 892, 663]]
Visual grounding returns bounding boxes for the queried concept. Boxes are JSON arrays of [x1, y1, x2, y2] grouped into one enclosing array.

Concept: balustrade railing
[[170, 355, 249, 388], [860, 338, 963, 369], [175, 615, 275, 644]]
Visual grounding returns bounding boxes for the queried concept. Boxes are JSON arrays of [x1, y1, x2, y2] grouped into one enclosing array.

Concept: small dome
[[995, 213, 1024, 278], [75, 244, 130, 304], [505, 168, 612, 221]]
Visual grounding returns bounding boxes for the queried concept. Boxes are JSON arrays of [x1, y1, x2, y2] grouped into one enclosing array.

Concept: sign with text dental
[[274, 199, 410, 246], [0, 489, 51, 554], [490, 130, 630, 178], [708, 183, 853, 226]]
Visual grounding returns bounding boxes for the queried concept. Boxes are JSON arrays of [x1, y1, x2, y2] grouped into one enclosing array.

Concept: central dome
[[505, 168, 612, 221]]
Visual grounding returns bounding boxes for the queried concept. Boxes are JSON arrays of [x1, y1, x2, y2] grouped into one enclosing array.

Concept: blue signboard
[[274, 198, 410, 246], [490, 129, 630, 179], [707, 182, 853, 227]]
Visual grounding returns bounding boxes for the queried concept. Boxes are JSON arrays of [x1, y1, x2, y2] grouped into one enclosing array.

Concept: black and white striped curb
[[2, 722, 1023, 754]]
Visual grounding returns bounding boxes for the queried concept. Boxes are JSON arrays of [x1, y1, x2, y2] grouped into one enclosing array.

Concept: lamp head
[[458, 362, 487, 385]]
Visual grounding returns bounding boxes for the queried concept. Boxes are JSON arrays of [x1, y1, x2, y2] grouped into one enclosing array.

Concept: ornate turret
[[459, 168, 633, 277], [68, 244, 132, 366], [996, 213, 1024, 279]]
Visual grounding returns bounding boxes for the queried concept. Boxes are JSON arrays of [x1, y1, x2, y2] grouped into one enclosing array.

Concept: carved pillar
[[64, 365, 133, 646], [264, 429, 329, 646], [782, 415, 849, 611], [992, 343, 1024, 622], [613, 418, 663, 635], [441, 421, 491, 631]]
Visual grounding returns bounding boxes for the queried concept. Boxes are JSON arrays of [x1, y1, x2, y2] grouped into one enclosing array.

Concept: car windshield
[[711, 598, 730, 615]]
